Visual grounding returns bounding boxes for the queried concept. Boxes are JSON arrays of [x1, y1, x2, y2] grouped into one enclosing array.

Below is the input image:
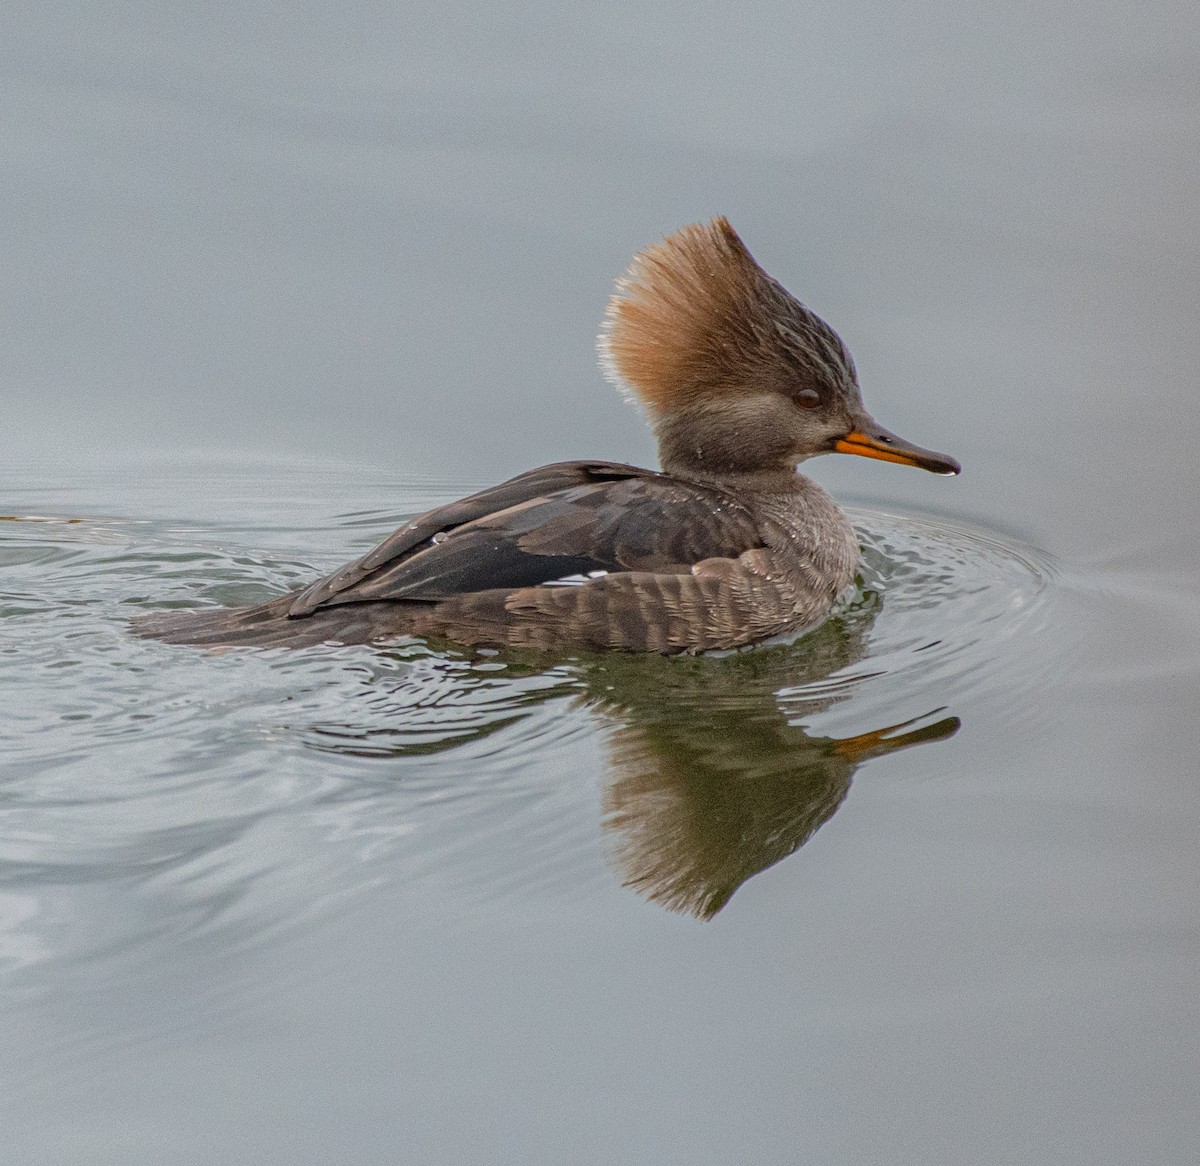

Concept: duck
[[134, 217, 959, 654]]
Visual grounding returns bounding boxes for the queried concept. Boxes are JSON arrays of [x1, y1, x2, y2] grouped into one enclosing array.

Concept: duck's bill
[[834, 423, 961, 475]]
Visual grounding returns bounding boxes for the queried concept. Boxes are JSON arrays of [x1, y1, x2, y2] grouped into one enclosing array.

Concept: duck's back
[[133, 462, 859, 654]]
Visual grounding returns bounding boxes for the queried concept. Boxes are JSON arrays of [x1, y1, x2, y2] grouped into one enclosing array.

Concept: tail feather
[[130, 594, 418, 649]]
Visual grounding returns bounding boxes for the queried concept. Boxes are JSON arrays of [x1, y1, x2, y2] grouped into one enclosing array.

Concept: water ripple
[[0, 470, 1087, 967]]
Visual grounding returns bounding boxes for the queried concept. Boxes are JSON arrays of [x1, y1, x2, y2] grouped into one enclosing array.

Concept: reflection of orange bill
[[832, 713, 961, 761]]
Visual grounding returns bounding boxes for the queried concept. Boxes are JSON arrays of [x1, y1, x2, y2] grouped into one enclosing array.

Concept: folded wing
[[288, 460, 767, 617]]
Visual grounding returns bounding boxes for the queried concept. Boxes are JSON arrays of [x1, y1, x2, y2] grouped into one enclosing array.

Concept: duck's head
[[599, 217, 960, 479]]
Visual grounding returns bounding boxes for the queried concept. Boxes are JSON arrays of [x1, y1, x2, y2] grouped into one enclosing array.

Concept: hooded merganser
[[135, 217, 959, 653]]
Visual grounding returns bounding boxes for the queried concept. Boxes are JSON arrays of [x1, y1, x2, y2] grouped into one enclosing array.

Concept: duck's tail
[[129, 594, 406, 649]]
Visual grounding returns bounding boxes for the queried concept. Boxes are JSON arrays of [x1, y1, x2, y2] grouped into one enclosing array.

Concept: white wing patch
[[543, 570, 610, 588]]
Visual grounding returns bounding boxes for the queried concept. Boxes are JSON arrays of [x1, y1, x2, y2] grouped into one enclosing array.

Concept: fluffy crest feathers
[[598, 217, 855, 416]]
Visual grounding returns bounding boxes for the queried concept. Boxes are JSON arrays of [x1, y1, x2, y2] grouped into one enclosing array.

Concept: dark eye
[[795, 389, 821, 409]]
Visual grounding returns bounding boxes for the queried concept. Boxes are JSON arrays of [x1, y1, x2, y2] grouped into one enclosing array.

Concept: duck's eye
[[795, 389, 821, 409]]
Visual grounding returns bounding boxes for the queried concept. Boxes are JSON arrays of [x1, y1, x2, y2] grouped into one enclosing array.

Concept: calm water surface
[[1, 464, 1051, 932], [4, 459, 1194, 1164], [3, 2, 1200, 1163]]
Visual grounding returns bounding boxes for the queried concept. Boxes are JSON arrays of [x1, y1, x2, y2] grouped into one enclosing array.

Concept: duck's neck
[[657, 400, 806, 491], [663, 462, 807, 496]]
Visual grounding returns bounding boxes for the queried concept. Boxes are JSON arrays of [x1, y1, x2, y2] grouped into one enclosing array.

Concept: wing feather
[[288, 460, 647, 616], [289, 464, 768, 616]]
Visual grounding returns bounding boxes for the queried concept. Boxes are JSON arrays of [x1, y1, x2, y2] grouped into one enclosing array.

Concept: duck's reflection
[[313, 600, 957, 919], [578, 619, 957, 918]]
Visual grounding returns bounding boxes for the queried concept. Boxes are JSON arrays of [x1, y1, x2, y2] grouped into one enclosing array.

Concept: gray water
[[3, 4, 1200, 1164]]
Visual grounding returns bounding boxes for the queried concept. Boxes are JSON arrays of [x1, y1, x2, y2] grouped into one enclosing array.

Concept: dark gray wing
[[290, 461, 653, 616], [289, 464, 767, 616]]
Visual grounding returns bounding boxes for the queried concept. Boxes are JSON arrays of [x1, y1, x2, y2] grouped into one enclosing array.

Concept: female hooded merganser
[[135, 217, 959, 654]]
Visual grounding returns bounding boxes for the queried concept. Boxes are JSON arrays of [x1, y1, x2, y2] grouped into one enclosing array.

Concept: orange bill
[[834, 422, 960, 475]]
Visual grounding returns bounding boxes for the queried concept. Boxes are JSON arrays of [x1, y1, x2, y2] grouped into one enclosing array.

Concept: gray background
[[5, 0, 1196, 568], [4, 4, 1199, 1164]]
